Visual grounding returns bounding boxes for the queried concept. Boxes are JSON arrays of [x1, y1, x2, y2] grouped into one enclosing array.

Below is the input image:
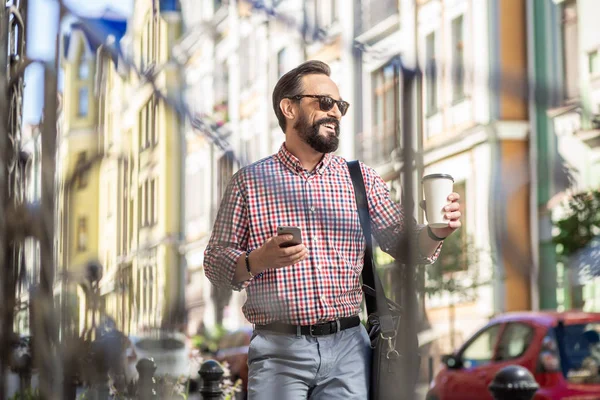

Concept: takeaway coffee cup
[[422, 173, 455, 228]]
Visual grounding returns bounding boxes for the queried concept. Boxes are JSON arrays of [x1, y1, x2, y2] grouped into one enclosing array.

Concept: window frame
[[425, 32, 438, 116], [458, 323, 503, 368]]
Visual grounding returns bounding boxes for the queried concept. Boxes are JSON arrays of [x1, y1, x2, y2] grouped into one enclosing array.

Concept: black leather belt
[[255, 315, 361, 336]]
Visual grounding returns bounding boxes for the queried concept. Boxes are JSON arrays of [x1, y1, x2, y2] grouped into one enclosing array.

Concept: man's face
[[292, 74, 344, 154]]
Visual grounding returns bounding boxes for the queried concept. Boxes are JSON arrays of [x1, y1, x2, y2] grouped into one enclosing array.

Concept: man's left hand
[[429, 192, 462, 239]]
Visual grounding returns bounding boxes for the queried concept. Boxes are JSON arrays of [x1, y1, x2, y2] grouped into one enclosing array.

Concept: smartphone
[[277, 226, 302, 248]]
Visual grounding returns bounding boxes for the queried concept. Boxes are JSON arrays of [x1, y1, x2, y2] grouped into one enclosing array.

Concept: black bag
[[347, 160, 420, 400]]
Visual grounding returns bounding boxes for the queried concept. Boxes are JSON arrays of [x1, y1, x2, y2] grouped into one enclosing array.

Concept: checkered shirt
[[204, 144, 441, 325]]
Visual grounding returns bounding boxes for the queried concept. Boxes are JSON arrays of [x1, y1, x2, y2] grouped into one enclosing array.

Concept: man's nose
[[327, 103, 342, 120]]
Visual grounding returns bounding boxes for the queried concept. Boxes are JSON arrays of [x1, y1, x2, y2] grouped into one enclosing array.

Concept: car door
[[442, 323, 504, 400]]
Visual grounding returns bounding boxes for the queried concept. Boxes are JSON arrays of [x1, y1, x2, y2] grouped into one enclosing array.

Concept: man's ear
[[280, 98, 296, 121]]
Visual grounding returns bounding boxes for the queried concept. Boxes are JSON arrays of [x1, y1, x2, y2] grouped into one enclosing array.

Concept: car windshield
[[558, 322, 600, 384]]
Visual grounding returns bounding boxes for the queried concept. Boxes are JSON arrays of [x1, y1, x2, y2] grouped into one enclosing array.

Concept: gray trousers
[[247, 324, 371, 400]]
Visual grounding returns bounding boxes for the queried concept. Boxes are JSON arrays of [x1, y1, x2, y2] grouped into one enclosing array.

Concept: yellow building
[[58, 19, 109, 336], [59, 1, 184, 337]]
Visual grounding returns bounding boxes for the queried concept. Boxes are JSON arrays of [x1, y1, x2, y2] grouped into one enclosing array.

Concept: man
[[204, 60, 462, 399]]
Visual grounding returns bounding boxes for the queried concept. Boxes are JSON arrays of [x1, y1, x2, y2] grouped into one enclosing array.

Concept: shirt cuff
[[416, 225, 443, 265], [230, 249, 260, 291]]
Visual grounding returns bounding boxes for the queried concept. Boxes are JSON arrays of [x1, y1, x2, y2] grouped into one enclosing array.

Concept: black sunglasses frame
[[286, 94, 350, 116]]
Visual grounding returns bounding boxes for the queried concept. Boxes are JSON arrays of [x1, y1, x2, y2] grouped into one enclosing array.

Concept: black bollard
[[488, 365, 539, 400], [198, 360, 224, 400], [136, 358, 158, 399]]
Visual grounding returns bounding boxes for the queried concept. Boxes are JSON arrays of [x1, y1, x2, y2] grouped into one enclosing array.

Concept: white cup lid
[[422, 173, 454, 183]]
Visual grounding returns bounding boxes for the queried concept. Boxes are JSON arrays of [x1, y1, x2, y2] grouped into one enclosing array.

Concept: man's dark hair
[[272, 60, 331, 132]]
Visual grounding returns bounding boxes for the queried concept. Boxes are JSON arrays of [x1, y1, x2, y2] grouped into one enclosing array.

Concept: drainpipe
[[526, 0, 539, 311], [528, 0, 559, 311]]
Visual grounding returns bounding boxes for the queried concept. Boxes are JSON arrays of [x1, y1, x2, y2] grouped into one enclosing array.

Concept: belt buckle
[[310, 319, 341, 337]]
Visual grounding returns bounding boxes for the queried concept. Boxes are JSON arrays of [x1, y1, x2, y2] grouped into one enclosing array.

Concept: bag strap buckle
[[381, 331, 400, 360]]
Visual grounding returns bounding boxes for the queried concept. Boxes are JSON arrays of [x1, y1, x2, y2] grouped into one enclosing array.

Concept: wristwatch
[[245, 250, 254, 278], [427, 226, 447, 241]]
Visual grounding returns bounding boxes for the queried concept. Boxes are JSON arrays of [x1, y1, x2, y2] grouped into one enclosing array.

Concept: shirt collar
[[276, 143, 333, 176]]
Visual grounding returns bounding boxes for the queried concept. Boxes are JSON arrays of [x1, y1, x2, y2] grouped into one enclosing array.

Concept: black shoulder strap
[[347, 161, 395, 332]]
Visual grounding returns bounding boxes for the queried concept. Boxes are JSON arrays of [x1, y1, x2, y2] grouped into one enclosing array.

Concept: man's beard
[[293, 112, 340, 154]]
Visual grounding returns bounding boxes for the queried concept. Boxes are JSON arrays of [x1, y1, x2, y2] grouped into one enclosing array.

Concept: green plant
[[423, 234, 494, 299], [8, 388, 41, 400], [553, 189, 600, 261]]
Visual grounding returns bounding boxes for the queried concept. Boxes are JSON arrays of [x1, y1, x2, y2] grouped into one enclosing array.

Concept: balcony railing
[[361, 0, 399, 33], [357, 120, 399, 167]]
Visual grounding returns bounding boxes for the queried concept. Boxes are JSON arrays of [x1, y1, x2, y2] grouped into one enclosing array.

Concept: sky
[[23, 0, 133, 124]]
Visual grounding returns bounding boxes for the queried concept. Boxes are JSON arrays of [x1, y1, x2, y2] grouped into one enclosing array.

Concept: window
[[451, 15, 465, 102], [78, 87, 89, 117], [75, 152, 88, 189], [140, 17, 155, 70], [496, 323, 534, 361], [362, 0, 398, 33], [140, 97, 157, 150], [78, 60, 89, 80], [140, 178, 157, 227], [277, 48, 288, 79], [461, 324, 501, 368], [558, 323, 600, 382], [425, 33, 437, 115], [121, 162, 129, 255], [315, 0, 338, 30], [152, 99, 159, 145], [138, 250, 156, 321], [366, 59, 400, 166], [240, 33, 256, 89], [562, 0, 579, 99], [77, 217, 88, 252], [150, 178, 157, 225], [214, 61, 229, 126], [589, 50, 599, 76]]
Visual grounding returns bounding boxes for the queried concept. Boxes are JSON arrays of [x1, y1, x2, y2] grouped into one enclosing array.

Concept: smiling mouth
[[321, 123, 337, 133]]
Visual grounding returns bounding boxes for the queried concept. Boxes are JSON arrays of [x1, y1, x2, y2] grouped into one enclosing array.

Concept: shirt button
[[313, 236, 318, 242], [309, 206, 316, 212]]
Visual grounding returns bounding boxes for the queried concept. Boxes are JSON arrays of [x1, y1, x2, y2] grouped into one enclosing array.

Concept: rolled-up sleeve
[[204, 172, 251, 291], [362, 164, 442, 265]]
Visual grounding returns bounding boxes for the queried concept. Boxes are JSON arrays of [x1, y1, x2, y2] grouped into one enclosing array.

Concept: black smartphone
[[277, 226, 302, 248]]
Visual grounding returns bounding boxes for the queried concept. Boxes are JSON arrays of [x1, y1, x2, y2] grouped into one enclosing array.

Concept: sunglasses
[[287, 94, 350, 116]]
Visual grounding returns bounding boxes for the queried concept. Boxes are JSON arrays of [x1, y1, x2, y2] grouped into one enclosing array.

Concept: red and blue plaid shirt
[[204, 144, 441, 325]]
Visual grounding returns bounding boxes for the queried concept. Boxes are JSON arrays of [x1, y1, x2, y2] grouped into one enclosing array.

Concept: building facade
[[540, 0, 600, 311], [58, 0, 185, 336], [410, 0, 534, 358], [59, 21, 108, 336]]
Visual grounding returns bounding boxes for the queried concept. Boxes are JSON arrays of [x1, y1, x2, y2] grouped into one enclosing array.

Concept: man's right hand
[[250, 235, 308, 274]]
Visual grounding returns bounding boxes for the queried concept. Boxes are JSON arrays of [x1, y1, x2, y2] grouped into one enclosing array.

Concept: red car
[[426, 311, 600, 400]]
